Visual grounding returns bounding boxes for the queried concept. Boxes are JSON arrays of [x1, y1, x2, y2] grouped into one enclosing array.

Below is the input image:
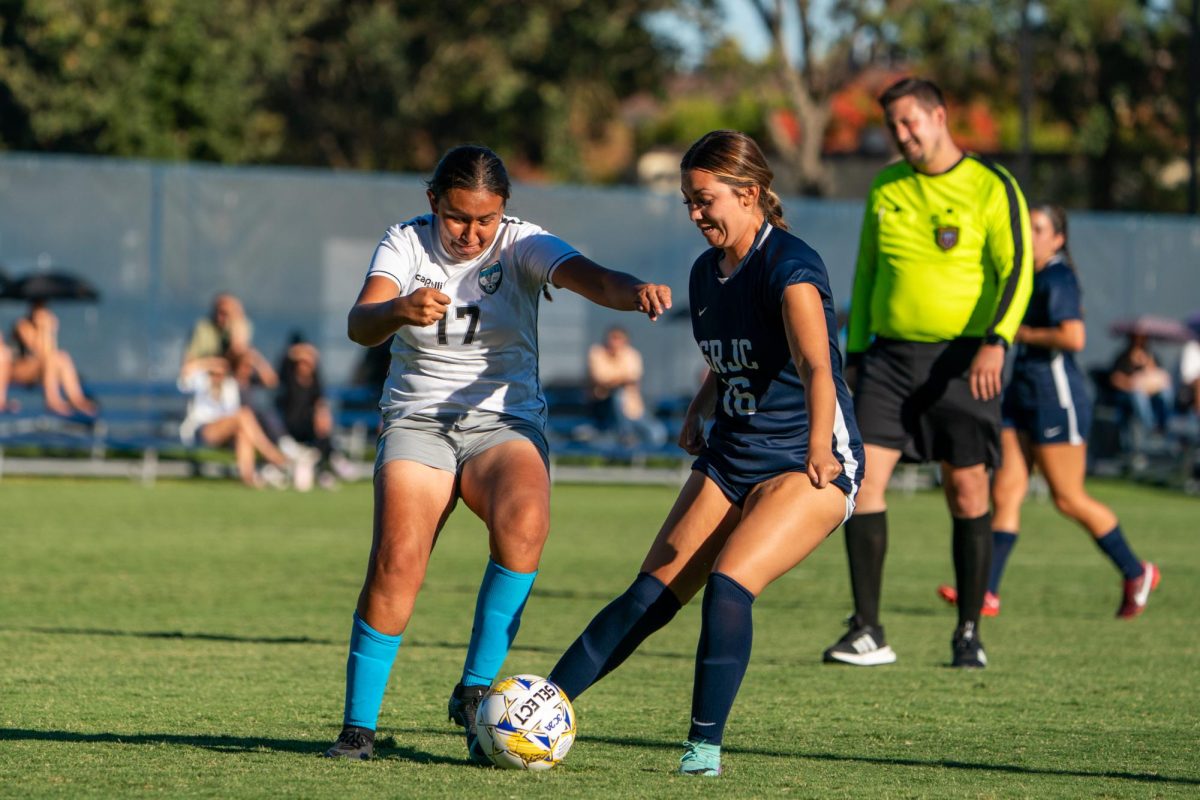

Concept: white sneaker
[[258, 463, 288, 490], [291, 454, 315, 492]]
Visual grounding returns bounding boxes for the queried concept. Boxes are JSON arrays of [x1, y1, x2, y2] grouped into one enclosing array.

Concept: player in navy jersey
[[322, 145, 672, 761], [547, 130, 863, 777], [937, 205, 1159, 618]]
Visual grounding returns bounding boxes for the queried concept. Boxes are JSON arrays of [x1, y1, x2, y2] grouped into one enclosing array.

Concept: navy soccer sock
[[988, 530, 1019, 595], [688, 572, 755, 746], [460, 559, 538, 687], [1095, 525, 1143, 580], [844, 511, 887, 627], [952, 514, 992, 627], [549, 572, 681, 700]]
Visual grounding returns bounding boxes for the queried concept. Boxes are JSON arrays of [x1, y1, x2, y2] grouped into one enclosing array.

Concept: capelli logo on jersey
[[479, 262, 503, 294], [414, 273, 444, 290]]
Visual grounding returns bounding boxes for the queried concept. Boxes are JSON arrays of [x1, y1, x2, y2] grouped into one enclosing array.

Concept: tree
[[893, 0, 1193, 210], [742, 0, 905, 195], [0, 0, 312, 162]]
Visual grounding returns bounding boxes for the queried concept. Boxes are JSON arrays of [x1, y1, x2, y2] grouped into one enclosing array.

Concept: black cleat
[[951, 621, 988, 668], [322, 725, 375, 760], [448, 682, 491, 764], [822, 615, 897, 666]]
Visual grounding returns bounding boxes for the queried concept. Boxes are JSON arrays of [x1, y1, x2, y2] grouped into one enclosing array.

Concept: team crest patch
[[936, 226, 959, 250], [478, 262, 503, 294]]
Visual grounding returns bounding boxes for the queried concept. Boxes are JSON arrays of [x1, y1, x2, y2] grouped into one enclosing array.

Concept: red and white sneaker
[[1116, 562, 1160, 619], [936, 584, 1000, 617]]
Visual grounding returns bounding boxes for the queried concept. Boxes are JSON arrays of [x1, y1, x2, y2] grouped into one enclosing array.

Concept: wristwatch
[[985, 333, 1009, 350]]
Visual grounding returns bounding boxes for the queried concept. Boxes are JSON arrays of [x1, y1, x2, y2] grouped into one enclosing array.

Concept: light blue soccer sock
[[460, 558, 538, 687], [343, 612, 402, 730]]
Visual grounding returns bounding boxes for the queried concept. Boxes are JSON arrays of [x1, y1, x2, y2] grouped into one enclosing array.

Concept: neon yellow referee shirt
[[846, 154, 1033, 354]]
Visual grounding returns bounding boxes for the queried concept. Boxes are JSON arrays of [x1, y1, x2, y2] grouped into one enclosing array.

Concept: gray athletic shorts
[[374, 410, 549, 475]]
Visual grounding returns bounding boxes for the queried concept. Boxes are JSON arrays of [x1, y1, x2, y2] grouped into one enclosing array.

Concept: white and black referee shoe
[[950, 621, 987, 669], [822, 615, 897, 666]]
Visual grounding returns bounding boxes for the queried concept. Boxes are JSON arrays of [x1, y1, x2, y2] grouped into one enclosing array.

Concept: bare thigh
[[991, 427, 1033, 531], [714, 474, 849, 596], [458, 438, 551, 573], [358, 459, 458, 634], [639, 471, 742, 604]]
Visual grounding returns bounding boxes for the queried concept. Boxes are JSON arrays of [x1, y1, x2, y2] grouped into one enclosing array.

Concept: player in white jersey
[[324, 145, 672, 762]]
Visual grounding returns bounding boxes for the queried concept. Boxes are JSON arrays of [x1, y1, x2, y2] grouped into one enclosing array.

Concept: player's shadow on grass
[[0, 727, 484, 767], [583, 733, 1200, 787], [16, 626, 335, 646]]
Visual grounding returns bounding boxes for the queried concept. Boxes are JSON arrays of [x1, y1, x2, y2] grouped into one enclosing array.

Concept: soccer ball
[[473, 674, 576, 771]]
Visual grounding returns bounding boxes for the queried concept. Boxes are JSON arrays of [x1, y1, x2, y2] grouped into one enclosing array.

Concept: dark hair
[[680, 130, 787, 231], [879, 77, 946, 112], [426, 145, 511, 202], [1032, 203, 1074, 268]]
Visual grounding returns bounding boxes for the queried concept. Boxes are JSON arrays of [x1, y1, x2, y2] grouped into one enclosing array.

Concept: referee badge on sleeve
[[935, 226, 959, 250], [478, 262, 503, 294]]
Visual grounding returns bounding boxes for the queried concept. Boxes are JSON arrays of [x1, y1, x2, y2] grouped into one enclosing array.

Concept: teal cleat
[[679, 739, 722, 776]]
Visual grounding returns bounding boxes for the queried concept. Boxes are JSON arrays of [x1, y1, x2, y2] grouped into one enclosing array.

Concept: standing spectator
[[548, 130, 862, 777], [824, 77, 1032, 669], [322, 144, 671, 762], [586, 325, 667, 447], [937, 205, 1159, 620], [8, 299, 97, 416]]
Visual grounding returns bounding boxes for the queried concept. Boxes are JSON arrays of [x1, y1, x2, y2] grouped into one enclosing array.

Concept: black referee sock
[[952, 514, 993, 627], [845, 511, 887, 627]]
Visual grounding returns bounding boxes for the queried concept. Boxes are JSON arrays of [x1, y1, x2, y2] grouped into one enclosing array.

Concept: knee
[[1051, 491, 1083, 519], [490, 505, 549, 556], [946, 470, 990, 518]]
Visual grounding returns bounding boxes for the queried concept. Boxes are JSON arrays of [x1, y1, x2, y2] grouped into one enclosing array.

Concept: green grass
[[0, 477, 1197, 798]]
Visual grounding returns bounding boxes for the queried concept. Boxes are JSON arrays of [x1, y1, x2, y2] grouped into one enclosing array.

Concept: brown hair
[[878, 77, 946, 112], [1033, 203, 1074, 268], [680, 130, 787, 231]]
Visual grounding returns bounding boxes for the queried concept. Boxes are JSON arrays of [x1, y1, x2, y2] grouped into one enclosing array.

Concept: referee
[[823, 78, 1032, 669]]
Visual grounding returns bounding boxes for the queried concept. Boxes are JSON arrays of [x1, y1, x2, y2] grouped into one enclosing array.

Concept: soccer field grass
[[1, 477, 1197, 798]]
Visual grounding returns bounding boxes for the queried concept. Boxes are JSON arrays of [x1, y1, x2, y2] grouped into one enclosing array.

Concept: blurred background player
[[938, 205, 1160, 619], [547, 130, 863, 777], [824, 77, 1032, 669], [323, 144, 671, 761]]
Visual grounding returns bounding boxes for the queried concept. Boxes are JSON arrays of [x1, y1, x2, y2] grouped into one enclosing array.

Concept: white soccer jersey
[[365, 213, 580, 426]]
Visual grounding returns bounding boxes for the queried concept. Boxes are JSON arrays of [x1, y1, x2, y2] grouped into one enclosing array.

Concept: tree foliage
[[0, 0, 694, 179]]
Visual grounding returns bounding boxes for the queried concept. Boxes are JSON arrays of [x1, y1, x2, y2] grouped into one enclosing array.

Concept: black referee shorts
[[854, 337, 1000, 468]]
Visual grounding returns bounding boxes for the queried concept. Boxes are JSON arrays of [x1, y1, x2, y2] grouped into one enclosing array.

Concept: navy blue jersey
[[1005, 255, 1091, 442], [689, 224, 863, 496]]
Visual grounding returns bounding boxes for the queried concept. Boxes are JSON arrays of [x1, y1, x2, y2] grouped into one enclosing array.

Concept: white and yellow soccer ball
[[473, 674, 576, 771]]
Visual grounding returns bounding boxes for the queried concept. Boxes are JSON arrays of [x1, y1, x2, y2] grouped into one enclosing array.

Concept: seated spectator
[[1108, 332, 1173, 433], [7, 299, 96, 416], [275, 335, 355, 487], [0, 332, 14, 412], [586, 326, 666, 447], [178, 355, 300, 489], [184, 293, 277, 391], [1179, 335, 1200, 418]]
